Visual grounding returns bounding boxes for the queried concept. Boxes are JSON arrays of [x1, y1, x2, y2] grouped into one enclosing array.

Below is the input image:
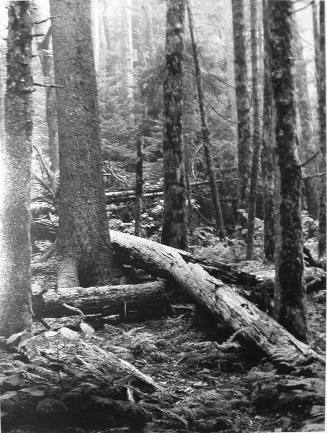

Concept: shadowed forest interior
[[0, 0, 326, 432]]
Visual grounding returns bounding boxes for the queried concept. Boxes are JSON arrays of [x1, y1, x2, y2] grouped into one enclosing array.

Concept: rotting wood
[[110, 231, 324, 369], [33, 281, 170, 319]]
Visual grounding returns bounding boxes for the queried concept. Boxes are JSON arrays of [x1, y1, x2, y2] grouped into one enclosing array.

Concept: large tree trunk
[[187, 0, 226, 238], [33, 281, 169, 319], [270, 1, 307, 342], [109, 231, 322, 369], [161, 0, 188, 250], [246, 0, 261, 259], [318, 1, 326, 259], [261, 0, 275, 263], [49, 0, 112, 289], [231, 0, 252, 208], [0, 1, 33, 336]]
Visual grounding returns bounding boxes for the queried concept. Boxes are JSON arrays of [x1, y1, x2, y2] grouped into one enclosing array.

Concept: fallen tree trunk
[[33, 281, 169, 319], [110, 231, 324, 369], [31, 220, 325, 296]]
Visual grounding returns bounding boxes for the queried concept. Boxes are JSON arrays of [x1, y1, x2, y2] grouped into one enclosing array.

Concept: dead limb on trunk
[[110, 231, 323, 369], [33, 281, 170, 319]]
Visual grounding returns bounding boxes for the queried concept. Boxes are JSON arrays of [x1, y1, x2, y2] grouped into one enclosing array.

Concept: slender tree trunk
[[261, 0, 275, 263], [134, 135, 144, 236], [36, 28, 59, 172], [102, 0, 114, 76], [312, 0, 321, 101], [184, 139, 193, 234], [161, 0, 188, 250], [270, 0, 307, 342], [120, 0, 134, 126], [186, 0, 226, 238], [318, 1, 326, 258], [90, 0, 100, 73], [0, 1, 33, 336], [224, 0, 238, 124], [49, 0, 112, 289], [293, 19, 319, 219], [246, 0, 261, 259], [231, 0, 252, 209]]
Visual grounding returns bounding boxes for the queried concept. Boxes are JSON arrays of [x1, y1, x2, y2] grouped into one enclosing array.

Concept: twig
[[33, 16, 59, 25], [292, 1, 314, 14], [204, 97, 238, 125], [300, 150, 320, 167], [62, 303, 84, 316], [302, 172, 326, 179], [34, 82, 64, 88]]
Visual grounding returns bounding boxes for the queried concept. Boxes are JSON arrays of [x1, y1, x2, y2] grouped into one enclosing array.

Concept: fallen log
[[110, 231, 324, 369], [31, 219, 325, 296], [33, 281, 170, 319]]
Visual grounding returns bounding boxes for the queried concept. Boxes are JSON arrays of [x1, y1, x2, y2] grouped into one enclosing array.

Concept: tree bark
[[110, 231, 323, 369], [318, 1, 326, 259], [33, 281, 169, 319], [231, 0, 252, 208], [261, 0, 275, 263], [187, 0, 226, 238], [246, 0, 261, 259], [49, 0, 112, 289], [270, 0, 307, 342], [0, 1, 33, 336], [161, 0, 188, 250], [134, 136, 144, 236]]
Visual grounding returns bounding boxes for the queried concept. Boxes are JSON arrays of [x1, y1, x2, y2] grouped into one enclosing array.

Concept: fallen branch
[[33, 82, 64, 88]]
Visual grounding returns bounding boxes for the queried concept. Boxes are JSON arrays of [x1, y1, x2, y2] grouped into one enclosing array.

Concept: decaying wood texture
[[110, 231, 323, 369], [33, 281, 169, 319]]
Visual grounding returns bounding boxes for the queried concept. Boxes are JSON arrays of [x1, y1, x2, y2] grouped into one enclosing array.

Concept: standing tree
[[135, 134, 144, 236], [318, 0, 326, 258], [49, 0, 112, 288], [186, 0, 226, 238], [37, 27, 59, 172], [0, 1, 33, 336], [261, 0, 275, 262], [161, 0, 188, 250], [270, 0, 307, 342], [231, 0, 252, 209], [120, 0, 134, 126], [246, 0, 261, 259], [293, 19, 319, 219]]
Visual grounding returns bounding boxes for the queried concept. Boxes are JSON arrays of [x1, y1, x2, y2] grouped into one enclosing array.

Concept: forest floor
[[1, 219, 326, 433]]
